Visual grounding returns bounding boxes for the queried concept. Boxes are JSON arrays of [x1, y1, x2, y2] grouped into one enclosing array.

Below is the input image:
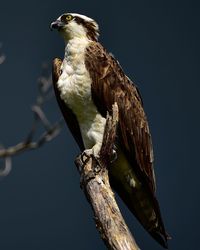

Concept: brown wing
[[85, 42, 156, 192], [52, 58, 84, 151]]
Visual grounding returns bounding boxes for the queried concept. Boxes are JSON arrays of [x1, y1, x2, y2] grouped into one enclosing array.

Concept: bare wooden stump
[[75, 103, 140, 250]]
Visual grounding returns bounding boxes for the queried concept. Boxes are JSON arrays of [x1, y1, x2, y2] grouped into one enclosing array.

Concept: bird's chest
[[57, 56, 92, 119], [56, 40, 106, 148]]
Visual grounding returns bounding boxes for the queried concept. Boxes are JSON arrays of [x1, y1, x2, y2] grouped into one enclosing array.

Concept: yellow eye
[[60, 14, 73, 23], [66, 15, 72, 21]]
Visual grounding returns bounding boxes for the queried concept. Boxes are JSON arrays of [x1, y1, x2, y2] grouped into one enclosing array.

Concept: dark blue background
[[0, 0, 199, 249]]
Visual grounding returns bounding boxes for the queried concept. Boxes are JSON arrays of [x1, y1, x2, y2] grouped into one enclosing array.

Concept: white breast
[[57, 37, 106, 151]]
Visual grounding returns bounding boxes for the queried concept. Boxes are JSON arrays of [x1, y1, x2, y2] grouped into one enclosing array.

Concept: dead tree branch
[[75, 103, 140, 250], [0, 64, 64, 176]]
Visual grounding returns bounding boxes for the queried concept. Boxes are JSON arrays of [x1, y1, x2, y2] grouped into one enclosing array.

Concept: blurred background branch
[[0, 43, 6, 65], [0, 59, 64, 177]]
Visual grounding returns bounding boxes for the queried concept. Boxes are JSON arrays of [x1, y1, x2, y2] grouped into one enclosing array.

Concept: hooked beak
[[50, 20, 65, 31]]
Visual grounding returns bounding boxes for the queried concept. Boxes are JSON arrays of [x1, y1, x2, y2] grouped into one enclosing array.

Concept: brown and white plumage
[[51, 13, 169, 248], [85, 42, 156, 191]]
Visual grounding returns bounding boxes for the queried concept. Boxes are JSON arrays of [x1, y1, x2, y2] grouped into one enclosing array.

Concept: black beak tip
[[50, 22, 57, 31], [50, 20, 64, 31]]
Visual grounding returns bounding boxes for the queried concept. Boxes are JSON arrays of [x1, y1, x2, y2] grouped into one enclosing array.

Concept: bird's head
[[50, 13, 99, 42]]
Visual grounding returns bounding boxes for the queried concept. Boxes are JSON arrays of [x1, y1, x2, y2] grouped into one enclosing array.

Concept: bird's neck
[[64, 37, 90, 60]]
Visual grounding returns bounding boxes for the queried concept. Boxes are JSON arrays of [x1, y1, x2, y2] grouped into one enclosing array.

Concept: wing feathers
[[85, 42, 156, 192]]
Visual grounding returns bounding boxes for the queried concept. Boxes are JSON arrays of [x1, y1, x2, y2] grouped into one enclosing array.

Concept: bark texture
[[75, 103, 140, 250]]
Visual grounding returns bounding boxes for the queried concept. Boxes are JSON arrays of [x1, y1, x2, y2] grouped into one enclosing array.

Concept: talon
[[90, 154, 102, 172], [81, 151, 91, 165]]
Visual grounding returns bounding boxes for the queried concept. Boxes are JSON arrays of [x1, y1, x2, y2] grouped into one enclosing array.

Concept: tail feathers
[[109, 154, 170, 249], [150, 230, 169, 249]]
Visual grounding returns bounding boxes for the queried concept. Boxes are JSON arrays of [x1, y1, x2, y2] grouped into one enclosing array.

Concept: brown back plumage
[[85, 42, 155, 192], [84, 41, 169, 248]]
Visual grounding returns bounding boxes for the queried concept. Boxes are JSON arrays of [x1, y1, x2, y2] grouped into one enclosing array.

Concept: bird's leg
[[81, 149, 92, 165], [79, 146, 103, 188], [82, 141, 101, 159], [79, 149, 94, 189], [82, 143, 102, 171]]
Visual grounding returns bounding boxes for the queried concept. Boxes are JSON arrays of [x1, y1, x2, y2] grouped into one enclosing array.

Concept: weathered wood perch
[[75, 103, 140, 250]]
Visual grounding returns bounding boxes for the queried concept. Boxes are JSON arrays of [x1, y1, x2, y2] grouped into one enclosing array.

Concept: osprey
[[51, 13, 169, 248]]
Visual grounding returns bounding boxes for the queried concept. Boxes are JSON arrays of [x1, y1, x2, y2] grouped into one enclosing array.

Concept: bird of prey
[[51, 13, 169, 248]]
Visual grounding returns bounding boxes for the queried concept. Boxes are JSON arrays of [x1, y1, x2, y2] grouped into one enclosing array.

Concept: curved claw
[[81, 150, 92, 165]]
